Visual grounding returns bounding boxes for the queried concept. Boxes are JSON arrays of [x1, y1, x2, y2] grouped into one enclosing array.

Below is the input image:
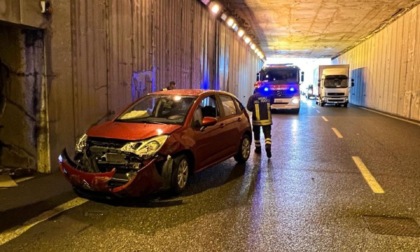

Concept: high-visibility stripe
[[255, 104, 260, 121]]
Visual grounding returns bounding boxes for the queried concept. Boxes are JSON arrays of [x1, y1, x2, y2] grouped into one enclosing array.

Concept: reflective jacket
[[246, 92, 272, 126]]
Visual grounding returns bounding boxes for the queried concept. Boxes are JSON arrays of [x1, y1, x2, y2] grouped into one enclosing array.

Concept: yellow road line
[[332, 127, 343, 138], [0, 197, 88, 246], [352, 156, 384, 194]]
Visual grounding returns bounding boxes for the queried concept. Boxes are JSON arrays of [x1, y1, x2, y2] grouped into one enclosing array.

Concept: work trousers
[[253, 124, 272, 150]]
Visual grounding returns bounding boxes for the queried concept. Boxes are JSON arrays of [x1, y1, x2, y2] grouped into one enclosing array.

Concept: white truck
[[315, 64, 353, 107]]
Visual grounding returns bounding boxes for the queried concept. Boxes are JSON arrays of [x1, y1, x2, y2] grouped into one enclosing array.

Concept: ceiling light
[[226, 17, 235, 27], [210, 2, 221, 15], [237, 29, 245, 38]]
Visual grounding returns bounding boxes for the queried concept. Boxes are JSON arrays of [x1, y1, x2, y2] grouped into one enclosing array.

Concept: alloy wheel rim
[[177, 159, 188, 188], [242, 138, 251, 158]]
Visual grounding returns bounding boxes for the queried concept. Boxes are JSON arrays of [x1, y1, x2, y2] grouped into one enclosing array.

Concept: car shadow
[[181, 162, 247, 197], [79, 161, 247, 208]]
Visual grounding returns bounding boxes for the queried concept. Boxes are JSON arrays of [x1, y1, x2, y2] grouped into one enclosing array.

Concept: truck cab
[[255, 64, 302, 114], [315, 64, 354, 107]]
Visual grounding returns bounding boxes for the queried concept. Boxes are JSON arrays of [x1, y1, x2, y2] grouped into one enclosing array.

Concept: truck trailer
[[315, 64, 353, 107]]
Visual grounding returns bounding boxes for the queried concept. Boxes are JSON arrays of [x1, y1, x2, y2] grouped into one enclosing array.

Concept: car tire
[[234, 134, 251, 163], [171, 154, 190, 194]]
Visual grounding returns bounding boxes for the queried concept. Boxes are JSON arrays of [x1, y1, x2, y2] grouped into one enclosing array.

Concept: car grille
[[87, 137, 128, 149], [327, 92, 345, 96], [84, 137, 142, 174], [273, 90, 294, 98]]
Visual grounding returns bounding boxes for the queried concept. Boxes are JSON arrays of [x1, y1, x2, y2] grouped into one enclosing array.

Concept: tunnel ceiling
[[216, 0, 420, 59]]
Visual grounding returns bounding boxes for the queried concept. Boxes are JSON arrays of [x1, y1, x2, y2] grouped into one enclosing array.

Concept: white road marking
[[332, 127, 343, 138], [352, 156, 385, 194], [0, 197, 88, 246], [322, 116, 328, 122]]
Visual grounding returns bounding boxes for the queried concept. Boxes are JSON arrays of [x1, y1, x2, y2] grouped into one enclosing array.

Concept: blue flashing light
[[263, 87, 269, 92], [289, 87, 295, 92]]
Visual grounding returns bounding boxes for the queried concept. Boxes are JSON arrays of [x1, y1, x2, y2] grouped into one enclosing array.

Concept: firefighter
[[246, 86, 272, 158]]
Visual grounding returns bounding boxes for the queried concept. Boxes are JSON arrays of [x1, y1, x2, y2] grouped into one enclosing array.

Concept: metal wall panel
[[217, 23, 263, 104], [334, 4, 420, 122], [72, 0, 109, 138], [71, 0, 262, 137]]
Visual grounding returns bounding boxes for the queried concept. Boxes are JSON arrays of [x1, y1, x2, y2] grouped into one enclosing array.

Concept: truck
[[315, 64, 353, 107], [254, 64, 302, 114]]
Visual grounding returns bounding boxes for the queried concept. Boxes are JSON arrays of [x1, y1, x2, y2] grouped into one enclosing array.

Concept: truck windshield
[[324, 77, 348, 88], [262, 69, 298, 82]]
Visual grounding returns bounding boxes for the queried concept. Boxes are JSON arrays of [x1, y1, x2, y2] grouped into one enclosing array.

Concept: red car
[[59, 89, 252, 198]]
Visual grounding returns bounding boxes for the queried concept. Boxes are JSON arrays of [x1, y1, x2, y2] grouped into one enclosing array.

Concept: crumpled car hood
[[87, 121, 181, 140]]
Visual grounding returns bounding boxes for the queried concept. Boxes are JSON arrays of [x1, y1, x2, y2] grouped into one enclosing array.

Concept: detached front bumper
[[58, 149, 164, 198]]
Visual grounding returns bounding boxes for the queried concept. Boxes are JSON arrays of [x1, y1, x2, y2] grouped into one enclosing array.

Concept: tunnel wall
[[70, 0, 262, 151], [1, 0, 262, 173], [334, 5, 420, 122]]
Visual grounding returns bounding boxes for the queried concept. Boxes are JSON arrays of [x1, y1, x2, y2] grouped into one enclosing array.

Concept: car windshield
[[116, 94, 197, 125], [262, 69, 298, 82], [324, 75, 348, 88]]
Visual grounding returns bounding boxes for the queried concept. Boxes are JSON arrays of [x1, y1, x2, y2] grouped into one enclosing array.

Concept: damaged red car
[[59, 89, 252, 198]]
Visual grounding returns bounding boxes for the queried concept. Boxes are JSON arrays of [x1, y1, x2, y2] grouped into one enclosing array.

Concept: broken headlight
[[121, 135, 169, 159]]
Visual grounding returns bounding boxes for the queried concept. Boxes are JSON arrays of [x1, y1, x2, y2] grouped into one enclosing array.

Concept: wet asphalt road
[[1, 98, 420, 251]]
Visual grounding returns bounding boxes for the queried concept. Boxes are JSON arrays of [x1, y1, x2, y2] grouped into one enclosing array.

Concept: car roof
[[152, 89, 235, 97]]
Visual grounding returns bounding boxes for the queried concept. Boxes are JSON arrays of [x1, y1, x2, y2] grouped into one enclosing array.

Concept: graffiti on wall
[[131, 71, 153, 101]]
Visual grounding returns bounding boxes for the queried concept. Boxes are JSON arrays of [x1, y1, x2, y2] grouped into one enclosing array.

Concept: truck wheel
[[320, 102, 325, 107], [343, 102, 348, 107]]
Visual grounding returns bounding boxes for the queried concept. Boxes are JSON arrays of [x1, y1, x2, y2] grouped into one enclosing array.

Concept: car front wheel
[[171, 154, 190, 194], [234, 134, 251, 163]]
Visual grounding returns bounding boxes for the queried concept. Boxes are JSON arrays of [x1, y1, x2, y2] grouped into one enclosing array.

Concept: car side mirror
[[200, 116, 217, 131]]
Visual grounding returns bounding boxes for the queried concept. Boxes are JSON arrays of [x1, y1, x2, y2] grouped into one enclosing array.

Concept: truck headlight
[[291, 98, 300, 104], [75, 134, 88, 153], [121, 135, 169, 158]]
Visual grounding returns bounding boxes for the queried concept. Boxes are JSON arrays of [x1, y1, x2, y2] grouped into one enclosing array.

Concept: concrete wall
[[0, 24, 44, 175], [334, 5, 420, 122]]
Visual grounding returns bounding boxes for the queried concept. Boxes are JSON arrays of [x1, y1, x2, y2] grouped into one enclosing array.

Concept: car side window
[[219, 95, 238, 117], [200, 95, 218, 117], [192, 106, 203, 127]]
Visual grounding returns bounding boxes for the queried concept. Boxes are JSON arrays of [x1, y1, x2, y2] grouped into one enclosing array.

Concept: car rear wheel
[[234, 134, 251, 163], [171, 154, 189, 194]]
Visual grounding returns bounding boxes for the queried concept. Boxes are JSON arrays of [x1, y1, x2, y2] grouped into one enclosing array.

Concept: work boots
[[255, 146, 261, 154], [266, 145, 272, 158]]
